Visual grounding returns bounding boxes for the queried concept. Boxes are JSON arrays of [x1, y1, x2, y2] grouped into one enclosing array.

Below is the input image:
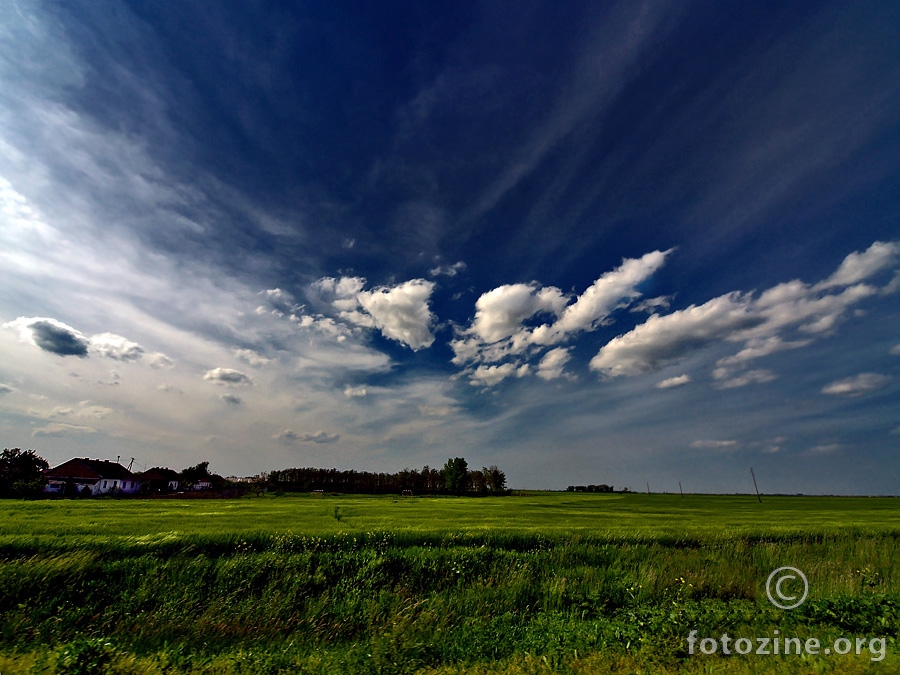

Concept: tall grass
[[2, 494, 899, 673]]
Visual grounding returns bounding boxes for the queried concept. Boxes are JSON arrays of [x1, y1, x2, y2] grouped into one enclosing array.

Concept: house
[[44, 458, 141, 496], [138, 467, 180, 494]]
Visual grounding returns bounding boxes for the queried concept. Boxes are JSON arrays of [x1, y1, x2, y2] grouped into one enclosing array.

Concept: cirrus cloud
[[821, 373, 891, 397]]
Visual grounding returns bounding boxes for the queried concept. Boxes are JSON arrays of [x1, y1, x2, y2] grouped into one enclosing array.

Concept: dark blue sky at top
[[1, 0, 899, 491], [50, 0, 900, 296]]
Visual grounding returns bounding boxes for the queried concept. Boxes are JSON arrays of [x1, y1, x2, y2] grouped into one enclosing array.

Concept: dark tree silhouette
[[0, 448, 49, 498]]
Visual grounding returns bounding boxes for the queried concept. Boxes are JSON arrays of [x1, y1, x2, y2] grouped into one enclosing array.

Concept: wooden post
[[679, 481, 684, 497], [750, 468, 762, 503]]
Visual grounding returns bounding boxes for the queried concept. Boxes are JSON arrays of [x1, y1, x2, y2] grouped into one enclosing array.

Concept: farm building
[[138, 467, 180, 493], [44, 458, 141, 496]]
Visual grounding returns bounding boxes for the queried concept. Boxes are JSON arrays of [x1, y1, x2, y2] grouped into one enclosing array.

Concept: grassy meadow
[[1, 492, 899, 674]]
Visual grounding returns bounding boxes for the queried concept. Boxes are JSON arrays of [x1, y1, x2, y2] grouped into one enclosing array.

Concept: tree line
[[1, 449, 508, 497], [267, 457, 507, 495]]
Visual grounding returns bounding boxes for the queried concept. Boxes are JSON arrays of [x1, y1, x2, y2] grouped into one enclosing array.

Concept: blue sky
[[1, 0, 898, 493]]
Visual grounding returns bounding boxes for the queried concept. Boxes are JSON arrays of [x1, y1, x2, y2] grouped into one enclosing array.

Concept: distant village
[[0, 448, 509, 498]]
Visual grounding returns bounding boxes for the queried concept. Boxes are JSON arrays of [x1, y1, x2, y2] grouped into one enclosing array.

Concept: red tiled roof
[[44, 458, 137, 481]]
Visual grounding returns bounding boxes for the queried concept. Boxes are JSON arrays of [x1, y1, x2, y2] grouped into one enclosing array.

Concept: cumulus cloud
[[0, 383, 14, 395], [591, 241, 899, 379], [469, 362, 530, 387], [535, 347, 572, 381], [816, 241, 899, 290], [343, 385, 368, 398], [203, 367, 253, 386], [449, 250, 672, 384], [468, 283, 567, 344], [821, 373, 891, 397], [655, 374, 691, 389], [234, 348, 270, 367], [890, 344, 900, 356], [356, 279, 436, 350], [458, 251, 670, 363], [157, 384, 182, 393], [89, 333, 145, 361], [275, 429, 340, 444], [591, 293, 759, 376], [258, 287, 303, 318], [5, 317, 172, 366], [220, 394, 243, 406], [303, 276, 436, 349], [32, 422, 97, 437], [146, 352, 174, 369], [5, 317, 90, 357]]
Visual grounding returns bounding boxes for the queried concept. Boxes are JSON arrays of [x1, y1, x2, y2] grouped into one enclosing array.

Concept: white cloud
[[32, 422, 97, 437], [591, 241, 899, 379], [691, 440, 738, 449], [0, 383, 14, 395], [549, 251, 671, 338], [275, 429, 340, 444], [890, 344, 900, 356], [713, 368, 777, 389], [815, 241, 899, 290], [89, 333, 144, 361], [467, 283, 566, 344], [305, 276, 436, 350], [429, 261, 467, 277], [716, 336, 811, 368], [51, 400, 112, 419], [220, 394, 243, 406], [821, 373, 891, 397], [343, 385, 368, 398], [655, 374, 691, 389], [203, 367, 252, 386], [536, 347, 572, 381], [469, 362, 529, 387], [356, 279, 436, 350], [451, 250, 671, 380], [591, 293, 758, 376], [146, 352, 174, 369]]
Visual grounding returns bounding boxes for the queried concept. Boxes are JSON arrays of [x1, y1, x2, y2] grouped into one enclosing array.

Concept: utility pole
[[646, 482, 651, 495], [679, 481, 684, 497], [750, 468, 762, 503]]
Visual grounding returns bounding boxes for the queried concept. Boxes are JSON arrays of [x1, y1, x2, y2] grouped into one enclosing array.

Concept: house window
[[102, 481, 107, 488]]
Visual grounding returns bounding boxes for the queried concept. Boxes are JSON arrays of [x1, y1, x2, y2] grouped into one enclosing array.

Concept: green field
[[2, 492, 899, 674]]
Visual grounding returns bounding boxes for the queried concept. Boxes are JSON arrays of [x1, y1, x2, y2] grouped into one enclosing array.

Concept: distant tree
[[0, 448, 49, 498], [470, 468, 487, 494], [180, 461, 211, 488], [443, 457, 469, 495], [486, 465, 507, 493]]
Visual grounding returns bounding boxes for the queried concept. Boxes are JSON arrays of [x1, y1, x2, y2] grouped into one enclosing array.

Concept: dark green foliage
[[443, 457, 468, 495], [1, 531, 899, 673], [0, 448, 48, 498], [56, 637, 117, 675]]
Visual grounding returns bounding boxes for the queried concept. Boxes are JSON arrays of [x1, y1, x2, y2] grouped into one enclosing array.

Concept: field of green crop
[[1, 492, 899, 674]]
